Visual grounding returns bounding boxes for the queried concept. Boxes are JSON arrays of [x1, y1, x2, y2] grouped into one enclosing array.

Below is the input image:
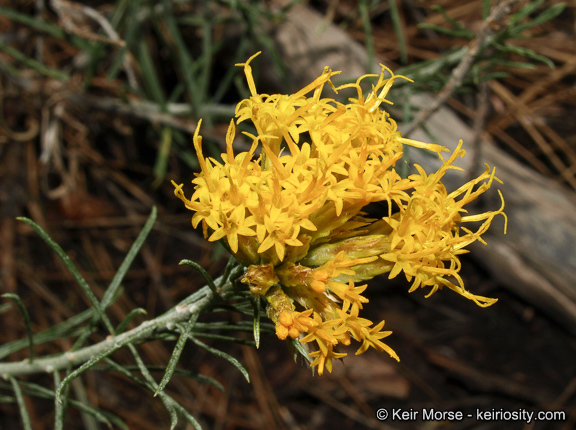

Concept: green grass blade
[[138, 38, 167, 107], [199, 11, 213, 104], [0, 6, 84, 49], [2, 294, 34, 362], [153, 127, 173, 186], [388, 0, 408, 64], [0, 41, 69, 81], [212, 40, 249, 104], [158, 0, 201, 117], [359, 0, 376, 71], [107, 0, 142, 81]]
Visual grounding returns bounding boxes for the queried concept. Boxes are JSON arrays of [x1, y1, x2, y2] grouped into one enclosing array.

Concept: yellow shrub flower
[[173, 52, 506, 375]]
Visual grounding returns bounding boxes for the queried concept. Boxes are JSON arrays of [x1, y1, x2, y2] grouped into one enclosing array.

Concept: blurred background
[[1, 0, 575, 429]]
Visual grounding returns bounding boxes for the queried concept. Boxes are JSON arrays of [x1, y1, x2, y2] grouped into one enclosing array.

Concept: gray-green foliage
[[0, 210, 273, 429]]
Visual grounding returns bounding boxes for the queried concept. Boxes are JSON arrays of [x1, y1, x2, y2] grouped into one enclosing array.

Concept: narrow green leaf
[[103, 358, 155, 391], [2, 294, 34, 361], [481, 0, 491, 20], [190, 332, 255, 346], [218, 256, 238, 288], [155, 313, 199, 396], [242, 12, 289, 93], [163, 399, 184, 430], [211, 302, 255, 317], [387, 0, 408, 64], [417, 23, 474, 39], [0, 310, 92, 359], [193, 320, 273, 332], [107, 0, 142, 81], [289, 337, 312, 365], [102, 361, 225, 392], [159, 0, 202, 116], [129, 344, 179, 429], [509, 0, 547, 26], [0, 6, 89, 50], [153, 126, 172, 186], [496, 43, 555, 68], [8, 377, 32, 430], [397, 47, 468, 81], [489, 59, 536, 69], [212, 41, 250, 103], [252, 295, 261, 349], [102, 207, 157, 309], [0, 41, 69, 81], [188, 336, 250, 383], [0, 303, 13, 314], [431, 5, 470, 33], [55, 343, 122, 403], [179, 259, 218, 294], [71, 379, 100, 430], [17, 217, 114, 334], [170, 401, 203, 430], [115, 308, 147, 334], [71, 326, 98, 352], [476, 71, 511, 81], [512, 3, 567, 35], [53, 372, 65, 430], [10, 378, 120, 430], [138, 38, 167, 108], [199, 10, 213, 103], [109, 0, 131, 27], [359, 0, 376, 71]]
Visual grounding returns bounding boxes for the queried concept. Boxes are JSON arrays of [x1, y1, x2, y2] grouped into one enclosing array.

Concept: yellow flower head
[[173, 52, 507, 375]]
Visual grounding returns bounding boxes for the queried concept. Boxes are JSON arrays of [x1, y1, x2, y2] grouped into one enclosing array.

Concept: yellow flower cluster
[[173, 52, 506, 375]]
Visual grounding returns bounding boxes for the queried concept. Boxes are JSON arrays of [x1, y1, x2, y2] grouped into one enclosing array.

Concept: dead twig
[[402, 0, 520, 138]]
